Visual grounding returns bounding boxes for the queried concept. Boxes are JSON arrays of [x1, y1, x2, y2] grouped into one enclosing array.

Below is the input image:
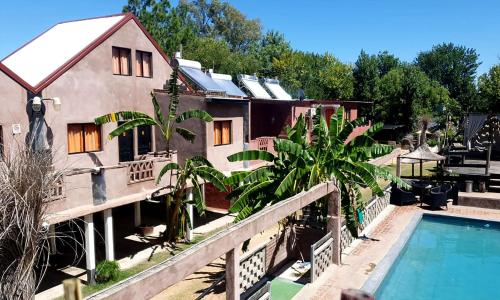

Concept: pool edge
[[361, 211, 423, 294]]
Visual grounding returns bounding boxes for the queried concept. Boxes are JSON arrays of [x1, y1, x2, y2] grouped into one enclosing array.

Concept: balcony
[[46, 152, 177, 223]]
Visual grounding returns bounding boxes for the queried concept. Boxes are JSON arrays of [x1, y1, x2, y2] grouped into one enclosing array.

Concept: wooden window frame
[[214, 120, 232, 146], [136, 50, 153, 78], [67, 123, 102, 154], [112, 46, 131, 76]]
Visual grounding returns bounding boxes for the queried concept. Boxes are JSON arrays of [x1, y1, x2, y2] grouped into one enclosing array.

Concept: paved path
[[295, 204, 500, 300]]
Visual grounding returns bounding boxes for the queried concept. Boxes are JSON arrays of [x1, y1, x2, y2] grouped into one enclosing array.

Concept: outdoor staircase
[[488, 174, 500, 193]]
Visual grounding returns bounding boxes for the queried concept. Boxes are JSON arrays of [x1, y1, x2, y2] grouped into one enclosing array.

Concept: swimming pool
[[364, 214, 500, 300]]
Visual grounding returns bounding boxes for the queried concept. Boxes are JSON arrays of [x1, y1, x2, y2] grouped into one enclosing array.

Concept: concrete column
[[134, 201, 141, 227], [133, 127, 139, 158], [327, 191, 341, 265], [225, 248, 240, 300], [396, 156, 401, 177], [186, 188, 194, 241], [49, 224, 57, 255], [104, 209, 115, 261], [84, 214, 96, 284]]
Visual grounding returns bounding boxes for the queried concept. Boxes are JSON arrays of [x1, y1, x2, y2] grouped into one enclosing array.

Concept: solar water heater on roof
[[176, 59, 224, 93], [263, 78, 292, 100], [238, 74, 272, 99], [208, 72, 247, 98]]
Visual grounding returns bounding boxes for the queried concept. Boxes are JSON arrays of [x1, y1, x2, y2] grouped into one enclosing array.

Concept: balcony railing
[[125, 159, 155, 184], [250, 136, 276, 155], [46, 176, 65, 201]]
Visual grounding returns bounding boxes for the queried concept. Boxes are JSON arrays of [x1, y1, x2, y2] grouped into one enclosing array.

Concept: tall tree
[[377, 51, 400, 76], [258, 30, 291, 77], [123, 0, 195, 56], [319, 54, 354, 99], [478, 64, 500, 112], [182, 0, 261, 52], [416, 43, 480, 111], [353, 50, 380, 103]]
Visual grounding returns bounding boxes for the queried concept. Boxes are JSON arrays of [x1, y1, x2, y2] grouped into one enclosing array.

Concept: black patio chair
[[423, 186, 448, 210], [390, 183, 417, 206]]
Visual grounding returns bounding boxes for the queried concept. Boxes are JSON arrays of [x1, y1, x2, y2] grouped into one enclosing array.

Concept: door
[[137, 125, 152, 155], [118, 122, 134, 162]]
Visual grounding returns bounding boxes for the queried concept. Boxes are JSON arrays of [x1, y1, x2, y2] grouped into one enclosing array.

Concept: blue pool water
[[375, 215, 500, 300]]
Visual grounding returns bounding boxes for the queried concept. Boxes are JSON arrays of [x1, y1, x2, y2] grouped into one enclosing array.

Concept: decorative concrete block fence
[[340, 186, 392, 252], [88, 182, 340, 300]]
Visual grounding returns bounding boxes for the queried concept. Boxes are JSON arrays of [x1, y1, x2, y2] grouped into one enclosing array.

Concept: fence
[[340, 186, 392, 252], [310, 232, 334, 282]]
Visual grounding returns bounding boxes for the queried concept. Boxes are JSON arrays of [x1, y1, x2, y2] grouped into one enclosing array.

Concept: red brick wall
[[204, 183, 231, 210]]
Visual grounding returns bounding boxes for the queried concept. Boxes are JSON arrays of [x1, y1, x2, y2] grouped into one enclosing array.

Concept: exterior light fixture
[[32, 96, 42, 112], [30, 96, 62, 112]]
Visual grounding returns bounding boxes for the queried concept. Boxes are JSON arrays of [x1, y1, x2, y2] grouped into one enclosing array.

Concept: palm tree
[[224, 107, 407, 236], [156, 156, 226, 242], [95, 68, 212, 154]]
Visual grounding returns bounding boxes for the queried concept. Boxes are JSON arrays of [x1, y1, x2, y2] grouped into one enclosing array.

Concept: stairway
[[489, 174, 500, 193]]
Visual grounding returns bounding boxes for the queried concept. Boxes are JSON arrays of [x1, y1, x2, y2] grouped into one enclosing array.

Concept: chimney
[[174, 52, 182, 59]]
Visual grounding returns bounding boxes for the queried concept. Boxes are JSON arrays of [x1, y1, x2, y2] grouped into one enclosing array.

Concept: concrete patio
[[295, 203, 500, 299]]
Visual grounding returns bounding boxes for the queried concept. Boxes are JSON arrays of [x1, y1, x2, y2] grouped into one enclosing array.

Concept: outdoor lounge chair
[[390, 184, 417, 206], [423, 186, 448, 210]]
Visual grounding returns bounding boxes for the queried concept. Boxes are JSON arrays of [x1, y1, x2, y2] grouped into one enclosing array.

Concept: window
[[112, 47, 131, 75], [214, 121, 231, 146], [345, 108, 351, 121], [68, 124, 102, 154], [136, 50, 152, 78]]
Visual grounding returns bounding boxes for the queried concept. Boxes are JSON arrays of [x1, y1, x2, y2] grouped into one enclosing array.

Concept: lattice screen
[[127, 160, 154, 184], [310, 232, 334, 282], [239, 246, 266, 293]]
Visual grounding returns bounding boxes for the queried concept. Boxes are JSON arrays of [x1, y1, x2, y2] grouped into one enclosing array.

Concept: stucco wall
[[154, 91, 245, 172], [0, 70, 29, 153], [44, 19, 172, 170]]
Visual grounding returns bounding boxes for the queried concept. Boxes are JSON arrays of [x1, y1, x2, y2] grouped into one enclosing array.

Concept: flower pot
[[136, 224, 154, 236]]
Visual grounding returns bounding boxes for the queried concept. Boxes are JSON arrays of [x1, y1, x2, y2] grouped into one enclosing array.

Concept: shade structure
[[397, 144, 445, 177]]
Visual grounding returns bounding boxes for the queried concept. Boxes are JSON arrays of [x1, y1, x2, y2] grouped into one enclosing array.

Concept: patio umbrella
[[397, 144, 445, 177]]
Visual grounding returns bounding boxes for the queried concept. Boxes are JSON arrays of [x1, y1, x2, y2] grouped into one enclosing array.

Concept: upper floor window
[[112, 47, 131, 76], [214, 120, 232, 146], [68, 123, 102, 154], [136, 50, 152, 78]]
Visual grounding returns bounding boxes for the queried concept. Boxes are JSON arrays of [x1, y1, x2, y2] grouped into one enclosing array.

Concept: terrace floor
[[295, 203, 500, 300]]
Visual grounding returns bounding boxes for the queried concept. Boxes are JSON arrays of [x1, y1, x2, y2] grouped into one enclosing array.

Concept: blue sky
[[1, 0, 499, 75]]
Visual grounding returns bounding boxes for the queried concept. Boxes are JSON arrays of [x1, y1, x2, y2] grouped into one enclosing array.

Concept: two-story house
[[0, 13, 178, 284]]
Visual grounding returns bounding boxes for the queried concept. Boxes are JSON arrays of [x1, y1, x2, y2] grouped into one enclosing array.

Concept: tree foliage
[[225, 108, 407, 236], [478, 64, 500, 112], [416, 43, 480, 111]]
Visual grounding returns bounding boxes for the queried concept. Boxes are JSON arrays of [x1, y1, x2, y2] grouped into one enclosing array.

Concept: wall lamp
[[30, 96, 61, 112]]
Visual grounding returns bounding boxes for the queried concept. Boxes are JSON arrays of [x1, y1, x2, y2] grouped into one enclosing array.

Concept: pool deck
[[294, 203, 500, 300]]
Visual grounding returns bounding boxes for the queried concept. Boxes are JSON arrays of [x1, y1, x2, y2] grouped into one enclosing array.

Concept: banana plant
[[156, 156, 227, 242], [95, 68, 213, 153], [225, 106, 408, 237]]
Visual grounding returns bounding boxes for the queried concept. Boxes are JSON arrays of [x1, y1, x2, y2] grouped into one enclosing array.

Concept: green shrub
[[95, 260, 120, 283]]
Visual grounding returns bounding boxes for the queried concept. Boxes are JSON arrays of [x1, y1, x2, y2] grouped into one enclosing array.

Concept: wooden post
[[396, 156, 401, 177], [63, 278, 82, 300], [327, 191, 341, 265], [486, 143, 492, 175], [340, 289, 374, 300], [225, 248, 240, 300], [419, 159, 423, 178]]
